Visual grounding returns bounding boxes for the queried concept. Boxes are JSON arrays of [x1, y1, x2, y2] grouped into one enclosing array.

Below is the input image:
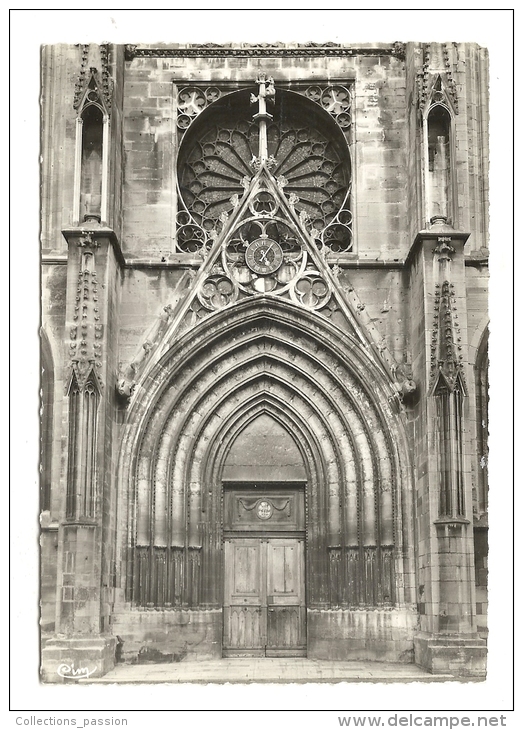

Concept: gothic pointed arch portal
[[116, 297, 417, 660]]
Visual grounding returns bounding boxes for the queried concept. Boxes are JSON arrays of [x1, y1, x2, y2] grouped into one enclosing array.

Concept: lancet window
[[73, 71, 110, 224], [423, 79, 456, 226]]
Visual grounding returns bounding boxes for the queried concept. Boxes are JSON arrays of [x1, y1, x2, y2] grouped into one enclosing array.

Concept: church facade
[[40, 42, 489, 681]]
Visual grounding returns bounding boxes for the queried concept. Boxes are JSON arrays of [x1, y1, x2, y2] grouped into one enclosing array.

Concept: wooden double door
[[223, 537, 306, 656]]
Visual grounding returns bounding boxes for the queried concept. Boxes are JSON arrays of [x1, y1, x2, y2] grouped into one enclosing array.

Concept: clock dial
[[245, 238, 284, 275]]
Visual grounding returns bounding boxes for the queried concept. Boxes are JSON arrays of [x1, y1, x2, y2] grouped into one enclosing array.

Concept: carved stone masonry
[[74, 45, 113, 114], [429, 279, 465, 393], [69, 239, 104, 390], [301, 84, 352, 136], [73, 45, 90, 110], [125, 43, 406, 60], [433, 240, 455, 262], [417, 43, 458, 116]]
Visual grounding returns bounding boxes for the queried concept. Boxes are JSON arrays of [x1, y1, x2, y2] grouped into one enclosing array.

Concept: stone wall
[[111, 609, 222, 663], [308, 609, 418, 663]]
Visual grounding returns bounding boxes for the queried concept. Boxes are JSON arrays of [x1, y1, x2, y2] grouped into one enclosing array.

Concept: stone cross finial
[[250, 73, 275, 163]]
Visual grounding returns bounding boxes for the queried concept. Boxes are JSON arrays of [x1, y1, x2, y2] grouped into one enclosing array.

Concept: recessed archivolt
[[133, 299, 397, 408], [117, 300, 413, 607], [125, 309, 401, 513], [183, 376, 347, 540], [133, 349, 393, 547], [206, 396, 324, 516], [133, 313, 398, 456], [137, 345, 378, 509], [138, 364, 353, 546]]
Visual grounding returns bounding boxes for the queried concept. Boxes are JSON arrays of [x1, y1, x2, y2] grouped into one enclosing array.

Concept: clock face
[[245, 238, 284, 275]]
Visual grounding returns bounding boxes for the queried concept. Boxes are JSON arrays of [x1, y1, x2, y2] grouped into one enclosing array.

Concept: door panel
[[267, 540, 301, 603], [266, 539, 306, 655], [266, 606, 306, 655], [224, 537, 305, 656], [231, 543, 261, 601], [226, 606, 263, 652], [224, 540, 265, 655]]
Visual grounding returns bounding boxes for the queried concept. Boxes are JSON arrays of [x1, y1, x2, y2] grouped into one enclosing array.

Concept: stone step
[[84, 659, 455, 684]]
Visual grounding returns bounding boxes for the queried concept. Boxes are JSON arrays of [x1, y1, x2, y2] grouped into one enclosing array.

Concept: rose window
[[177, 90, 351, 249]]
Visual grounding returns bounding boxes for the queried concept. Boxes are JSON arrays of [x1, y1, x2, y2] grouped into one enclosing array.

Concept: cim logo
[[57, 662, 97, 680]]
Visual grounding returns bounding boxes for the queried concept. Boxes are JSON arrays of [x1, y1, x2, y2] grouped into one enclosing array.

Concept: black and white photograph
[[10, 7, 515, 725]]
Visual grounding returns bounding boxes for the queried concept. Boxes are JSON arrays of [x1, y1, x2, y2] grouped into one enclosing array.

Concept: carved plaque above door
[[223, 485, 305, 533]]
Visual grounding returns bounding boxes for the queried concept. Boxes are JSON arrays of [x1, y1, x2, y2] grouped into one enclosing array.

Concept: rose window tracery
[[177, 90, 352, 253], [304, 85, 352, 130]]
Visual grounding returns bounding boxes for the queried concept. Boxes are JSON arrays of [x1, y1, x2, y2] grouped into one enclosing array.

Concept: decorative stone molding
[[68, 246, 104, 387], [176, 86, 223, 133], [68, 359, 102, 393], [433, 241, 455, 261], [66, 363, 101, 520], [99, 44, 112, 111], [198, 269, 238, 311], [442, 43, 459, 113], [125, 43, 406, 60], [417, 45, 458, 115], [62, 224, 125, 267], [73, 49, 113, 115], [73, 45, 90, 110], [429, 279, 465, 392]]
